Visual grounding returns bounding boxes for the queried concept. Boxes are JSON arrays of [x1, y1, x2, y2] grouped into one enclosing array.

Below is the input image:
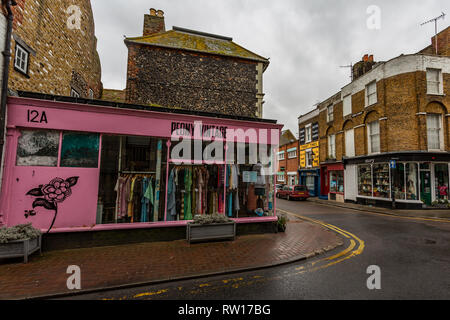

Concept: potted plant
[[0, 223, 42, 263], [187, 213, 236, 243], [277, 213, 288, 232]]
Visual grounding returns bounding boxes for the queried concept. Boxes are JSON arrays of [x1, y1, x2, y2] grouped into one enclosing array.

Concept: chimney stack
[[143, 8, 166, 36], [352, 54, 376, 81]]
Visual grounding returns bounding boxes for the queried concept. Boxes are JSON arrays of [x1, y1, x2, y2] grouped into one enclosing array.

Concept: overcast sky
[[91, 0, 449, 136]]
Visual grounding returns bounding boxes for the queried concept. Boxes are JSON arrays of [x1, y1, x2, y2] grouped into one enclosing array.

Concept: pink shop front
[[0, 95, 282, 241]]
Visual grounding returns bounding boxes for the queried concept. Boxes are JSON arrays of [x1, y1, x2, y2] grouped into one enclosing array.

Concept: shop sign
[[389, 160, 397, 169]]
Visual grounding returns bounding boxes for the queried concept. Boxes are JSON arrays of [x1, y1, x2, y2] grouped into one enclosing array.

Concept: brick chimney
[[143, 8, 166, 36], [352, 54, 376, 80]]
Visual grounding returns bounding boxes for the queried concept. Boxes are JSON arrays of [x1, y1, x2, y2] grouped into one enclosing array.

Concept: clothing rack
[[120, 171, 156, 175]]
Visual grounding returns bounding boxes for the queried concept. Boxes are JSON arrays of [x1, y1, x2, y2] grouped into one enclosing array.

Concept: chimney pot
[[150, 8, 157, 16], [368, 55, 374, 62], [363, 54, 369, 62], [156, 10, 164, 17]]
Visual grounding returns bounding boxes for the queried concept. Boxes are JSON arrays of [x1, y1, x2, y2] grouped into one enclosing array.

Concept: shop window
[[391, 163, 405, 200], [60, 132, 100, 168], [372, 163, 389, 199], [329, 170, 343, 193], [366, 81, 377, 106], [406, 163, 418, 200], [16, 130, 59, 167], [97, 135, 168, 224], [306, 175, 315, 192], [427, 114, 443, 151], [426, 68, 442, 95], [368, 121, 380, 154], [358, 164, 372, 196], [434, 164, 449, 201]]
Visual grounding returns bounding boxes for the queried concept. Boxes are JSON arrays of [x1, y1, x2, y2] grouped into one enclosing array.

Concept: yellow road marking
[[133, 289, 168, 298]]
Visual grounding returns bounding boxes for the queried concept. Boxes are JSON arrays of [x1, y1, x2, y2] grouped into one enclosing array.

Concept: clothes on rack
[[114, 173, 156, 223]]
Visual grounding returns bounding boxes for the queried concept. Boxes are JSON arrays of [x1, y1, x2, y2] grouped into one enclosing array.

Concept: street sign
[[389, 160, 397, 169]]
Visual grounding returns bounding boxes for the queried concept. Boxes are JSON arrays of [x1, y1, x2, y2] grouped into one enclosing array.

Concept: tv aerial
[[420, 12, 446, 54]]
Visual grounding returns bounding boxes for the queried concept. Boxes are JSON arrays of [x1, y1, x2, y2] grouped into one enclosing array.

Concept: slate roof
[[125, 26, 269, 67]]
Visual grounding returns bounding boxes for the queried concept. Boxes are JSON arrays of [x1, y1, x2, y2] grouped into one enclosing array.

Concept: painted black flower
[[25, 176, 79, 233]]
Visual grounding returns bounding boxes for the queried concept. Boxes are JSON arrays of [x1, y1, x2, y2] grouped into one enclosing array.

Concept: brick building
[[302, 26, 450, 208], [276, 129, 298, 186], [5, 0, 102, 98], [122, 9, 269, 118], [298, 109, 320, 197]]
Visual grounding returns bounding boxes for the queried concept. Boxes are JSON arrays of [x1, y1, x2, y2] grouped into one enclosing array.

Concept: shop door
[[420, 171, 432, 206]]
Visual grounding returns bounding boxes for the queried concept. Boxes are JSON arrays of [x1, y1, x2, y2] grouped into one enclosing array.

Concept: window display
[[97, 135, 167, 224], [434, 164, 449, 200], [406, 163, 418, 200], [372, 163, 389, 198], [358, 165, 372, 196], [391, 163, 405, 200], [329, 170, 344, 193]]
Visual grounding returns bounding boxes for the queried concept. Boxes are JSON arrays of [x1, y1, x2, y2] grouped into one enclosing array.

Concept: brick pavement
[[0, 218, 343, 300]]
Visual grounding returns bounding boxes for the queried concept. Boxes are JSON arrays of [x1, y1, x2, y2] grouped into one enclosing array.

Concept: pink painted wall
[[0, 97, 283, 232]]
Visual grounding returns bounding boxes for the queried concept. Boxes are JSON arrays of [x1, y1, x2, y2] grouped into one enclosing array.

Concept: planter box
[[0, 235, 42, 263], [187, 222, 236, 243]]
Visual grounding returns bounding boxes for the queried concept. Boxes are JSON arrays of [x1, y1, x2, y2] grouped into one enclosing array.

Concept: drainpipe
[[0, 0, 17, 194]]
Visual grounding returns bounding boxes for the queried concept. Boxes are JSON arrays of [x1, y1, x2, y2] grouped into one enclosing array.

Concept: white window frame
[[278, 152, 285, 161], [327, 105, 334, 122], [305, 124, 312, 143], [427, 113, 444, 151], [328, 134, 336, 158], [71, 88, 80, 98], [288, 150, 297, 159], [367, 121, 380, 154], [365, 81, 377, 107], [14, 44, 29, 74], [343, 94, 352, 117], [277, 173, 285, 182], [426, 68, 443, 95], [345, 129, 355, 157], [305, 149, 313, 168]]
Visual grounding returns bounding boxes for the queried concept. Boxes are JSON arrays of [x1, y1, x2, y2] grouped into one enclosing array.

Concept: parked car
[[275, 184, 285, 196], [277, 185, 310, 201]]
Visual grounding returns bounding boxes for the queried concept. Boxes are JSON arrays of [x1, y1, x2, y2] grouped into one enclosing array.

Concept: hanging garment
[[184, 167, 192, 220], [167, 169, 177, 221], [234, 190, 240, 212], [227, 192, 233, 217], [141, 177, 148, 222]]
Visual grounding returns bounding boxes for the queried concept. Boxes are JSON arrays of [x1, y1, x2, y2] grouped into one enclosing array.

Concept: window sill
[[14, 66, 30, 79], [426, 93, 445, 97]]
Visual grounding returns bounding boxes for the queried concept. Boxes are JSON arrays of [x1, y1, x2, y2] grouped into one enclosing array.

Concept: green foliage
[[191, 213, 232, 225], [0, 223, 41, 244]]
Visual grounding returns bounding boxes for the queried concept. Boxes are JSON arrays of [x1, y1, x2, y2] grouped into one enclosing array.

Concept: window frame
[[426, 68, 443, 95], [367, 121, 380, 154], [14, 43, 30, 75], [71, 88, 80, 98], [305, 124, 312, 143], [343, 94, 352, 117], [427, 113, 444, 151], [327, 105, 334, 123], [328, 134, 336, 159], [305, 149, 313, 167], [365, 81, 377, 107]]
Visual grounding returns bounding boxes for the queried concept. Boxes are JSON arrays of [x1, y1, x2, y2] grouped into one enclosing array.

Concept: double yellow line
[[278, 209, 365, 273]]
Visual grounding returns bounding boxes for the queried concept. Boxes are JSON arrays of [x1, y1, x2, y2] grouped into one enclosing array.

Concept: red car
[[276, 185, 310, 201]]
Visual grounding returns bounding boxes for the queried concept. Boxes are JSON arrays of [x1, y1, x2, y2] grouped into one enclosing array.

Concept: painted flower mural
[[26, 177, 79, 233]]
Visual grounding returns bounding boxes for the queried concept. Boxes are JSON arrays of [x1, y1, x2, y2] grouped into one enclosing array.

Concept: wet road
[[64, 199, 450, 300]]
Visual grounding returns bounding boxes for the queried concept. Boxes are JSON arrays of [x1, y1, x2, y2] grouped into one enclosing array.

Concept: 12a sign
[[27, 110, 48, 124]]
